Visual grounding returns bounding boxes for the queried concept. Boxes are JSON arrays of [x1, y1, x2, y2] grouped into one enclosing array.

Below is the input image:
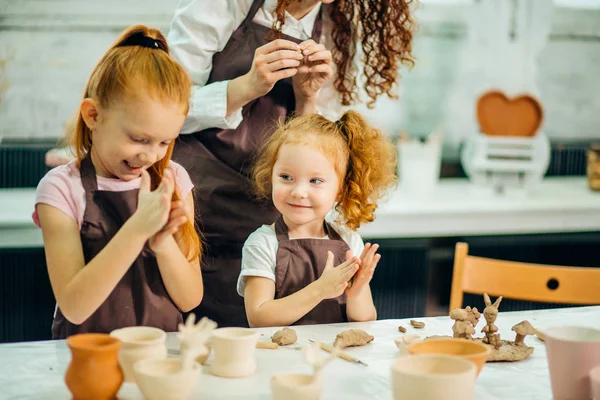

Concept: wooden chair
[[449, 242, 600, 311]]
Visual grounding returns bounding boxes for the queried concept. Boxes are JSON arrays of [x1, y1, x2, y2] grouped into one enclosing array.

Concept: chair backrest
[[449, 242, 600, 311]]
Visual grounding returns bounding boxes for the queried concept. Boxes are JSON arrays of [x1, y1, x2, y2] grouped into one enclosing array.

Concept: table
[[1, 306, 598, 399]]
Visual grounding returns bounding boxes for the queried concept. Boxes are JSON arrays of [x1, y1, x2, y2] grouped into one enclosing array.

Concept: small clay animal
[[481, 293, 502, 349]]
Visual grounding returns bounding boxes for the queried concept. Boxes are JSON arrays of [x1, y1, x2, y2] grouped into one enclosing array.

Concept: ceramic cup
[[545, 326, 600, 400], [590, 364, 600, 400], [271, 373, 322, 400], [394, 335, 422, 355], [210, 327, 260, 378], [133, 358, 201, 400], [391, 354, 477, 400], [110, 326, 167, 382]]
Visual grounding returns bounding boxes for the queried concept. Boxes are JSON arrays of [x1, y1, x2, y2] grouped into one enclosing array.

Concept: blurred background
[[0, 0, 599, 343]]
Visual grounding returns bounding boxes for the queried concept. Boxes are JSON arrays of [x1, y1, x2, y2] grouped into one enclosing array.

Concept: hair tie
[[335, 119, 349, 142], [121, 32, 163, 51]]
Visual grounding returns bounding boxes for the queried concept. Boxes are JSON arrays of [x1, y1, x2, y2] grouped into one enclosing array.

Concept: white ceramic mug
[[391, 354, 477, 400], [110, 326, 167, 382], [545, 326, 600, 400], [210, 327, 260, 378]]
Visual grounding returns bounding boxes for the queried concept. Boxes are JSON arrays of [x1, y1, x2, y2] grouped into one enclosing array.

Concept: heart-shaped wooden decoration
[[476, 91, 543, 137]]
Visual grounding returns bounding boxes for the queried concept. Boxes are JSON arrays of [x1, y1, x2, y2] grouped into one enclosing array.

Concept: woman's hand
[[292, 39, 334, 101], [243, 39, 303, 99]]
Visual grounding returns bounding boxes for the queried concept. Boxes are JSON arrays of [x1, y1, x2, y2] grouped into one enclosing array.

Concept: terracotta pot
[[407, 338, 491, 376], [477, 91, 543, 137], [65, 333, 124, 400], [110, 326, 167, 382], [271, 373, 322, 400], [210, 327, 260, 378]]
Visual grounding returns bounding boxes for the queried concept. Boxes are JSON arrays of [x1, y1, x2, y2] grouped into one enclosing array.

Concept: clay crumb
[[410, 320, 425, 329], [271, 327, 297, 346], [333, 329, 374, 348], [398, 325, 407, 333]]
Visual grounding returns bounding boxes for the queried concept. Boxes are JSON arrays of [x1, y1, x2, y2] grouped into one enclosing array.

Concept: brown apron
[[51, 156, 183, 339], [274, 216, 349, 325], [172, 0, 322, 327]]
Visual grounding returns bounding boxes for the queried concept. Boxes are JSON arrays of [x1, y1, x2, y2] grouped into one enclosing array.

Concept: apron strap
[[79, 155, 99, 201], [245, 0, 266, 27], [275, 215, 344, 242], [311, 5, 323, 42]]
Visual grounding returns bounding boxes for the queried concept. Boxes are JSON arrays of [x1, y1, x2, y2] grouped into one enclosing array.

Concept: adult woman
[[167, 0, 415, 326]]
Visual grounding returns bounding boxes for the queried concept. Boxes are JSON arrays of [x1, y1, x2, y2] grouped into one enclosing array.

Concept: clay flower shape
[[177, 314, 217, 370], [303, 341, 341, 381]]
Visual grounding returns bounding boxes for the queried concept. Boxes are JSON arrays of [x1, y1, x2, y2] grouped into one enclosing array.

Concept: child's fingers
[[170, 200, 184, 210], [139, 169, 151, 193], [158, 169, 175, 195], [298, 39, 317, 51], [308, 64, 332, 74], [163, 215, 187, 232]]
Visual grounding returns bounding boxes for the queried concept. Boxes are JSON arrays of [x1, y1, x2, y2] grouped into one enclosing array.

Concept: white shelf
[[1, 177, 599, 248]]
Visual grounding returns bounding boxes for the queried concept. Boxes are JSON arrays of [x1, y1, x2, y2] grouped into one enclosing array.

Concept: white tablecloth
[[1, 306, 599, 399]]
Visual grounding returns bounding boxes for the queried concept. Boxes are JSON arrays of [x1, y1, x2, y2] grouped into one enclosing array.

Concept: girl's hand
[[315, 251, 359, 300], [292, 39, 333, 100], [149, 199, 188, 254], [131, 168, 175, 239], [244, 39, 303, 99], [345, 243, 380, 299]]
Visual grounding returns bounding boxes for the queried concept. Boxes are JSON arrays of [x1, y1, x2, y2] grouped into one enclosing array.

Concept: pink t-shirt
[[33, 160, 194, 229]]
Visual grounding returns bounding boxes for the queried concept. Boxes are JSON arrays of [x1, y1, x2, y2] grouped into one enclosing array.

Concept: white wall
[[0, 0, 599, 157]]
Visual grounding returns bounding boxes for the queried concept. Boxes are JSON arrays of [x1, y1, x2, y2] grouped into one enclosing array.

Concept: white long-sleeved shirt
[[167, 0, 342, 134]]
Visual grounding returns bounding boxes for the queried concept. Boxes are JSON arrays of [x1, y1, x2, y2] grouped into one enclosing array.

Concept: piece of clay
[[271, 328, 297, 346], [481, 293, 502, 349], [410, 320, 425, 329], [398, 325, 407, 333], [475, 338, 534, 362], [333, 329, 374, 348], [450, 308, 475, 340], [511, 321, 537, 346], [535, 330, 545, 342]]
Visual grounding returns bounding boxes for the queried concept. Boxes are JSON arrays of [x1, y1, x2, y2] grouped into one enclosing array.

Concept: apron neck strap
[[274, 215, 342, 241], [245, 0, 266, 26], [80, 154, 99, 193]]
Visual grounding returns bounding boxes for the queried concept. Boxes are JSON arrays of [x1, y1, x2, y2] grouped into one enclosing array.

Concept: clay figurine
[[450, 308, 476, 340], [465, 306, 481, 328], [177, 314, 218, 370], [511, 320, 537, 346], [481, 293, 502, 349], [333, 329, 374, 348], [272, 328, 297, 346]]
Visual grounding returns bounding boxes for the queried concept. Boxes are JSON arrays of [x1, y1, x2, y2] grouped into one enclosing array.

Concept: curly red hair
[[253, 111, 397, 230], [270, 0, 417, 108]]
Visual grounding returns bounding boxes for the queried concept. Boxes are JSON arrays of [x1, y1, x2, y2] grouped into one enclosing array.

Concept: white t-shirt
[[167, 0, 344, 134], [237, 217, 365, 296]]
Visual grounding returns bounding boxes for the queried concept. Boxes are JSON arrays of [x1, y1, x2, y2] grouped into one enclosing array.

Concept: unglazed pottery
[[210, 327, 260, 378], [110, 326, 167, 382], [394, 334, 422, 355], [65, 333, 123, 400], [271, 373, 322, 400], [392, 354, 477, 400], [134, 358, 200, 400]]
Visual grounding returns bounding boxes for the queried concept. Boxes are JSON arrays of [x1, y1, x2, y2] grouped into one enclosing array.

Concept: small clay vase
[[65, 333, 124, 400], [110, 326, 167, 382], [271, 373, 322, 400], [210, 327, 260, 378]]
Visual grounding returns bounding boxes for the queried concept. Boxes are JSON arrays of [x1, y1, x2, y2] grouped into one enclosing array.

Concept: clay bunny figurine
[[177, 314, 217, 371], [481, 293, 502, 349], [450, 308, 476, 340]]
